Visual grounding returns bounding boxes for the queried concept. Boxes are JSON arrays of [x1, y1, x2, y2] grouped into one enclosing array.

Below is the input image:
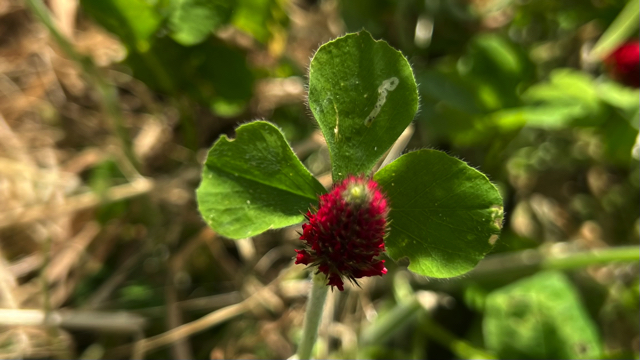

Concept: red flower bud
[[295, 176, 389, 291], [605, 41, 640, 88]]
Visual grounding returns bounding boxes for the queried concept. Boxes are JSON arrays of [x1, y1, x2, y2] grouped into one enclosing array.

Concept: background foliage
[[0, 0, 638, 359]]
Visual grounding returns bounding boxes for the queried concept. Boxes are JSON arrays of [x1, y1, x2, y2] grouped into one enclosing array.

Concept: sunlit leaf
[[196, 121, 326, 239], [308, 31, 418, 181], [523, 69, 598, 106], [374, 149, 503, 278]]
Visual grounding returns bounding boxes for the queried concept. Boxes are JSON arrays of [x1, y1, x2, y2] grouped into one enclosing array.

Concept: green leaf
[[461, 34, 534, 109], [488, 104, 590, 131], [417, 69, 482, 114], [124, 36, 254, 115], [374, 150, 503, 278], [308, 31, 419, 181], [231, 0, 288, 44], [591, 0, 640, 59], [490, 69, 640, 132], [484, 271, 603, 359], [471, 34, 523, 76], [81, 0, 162, 52], [169, 0, 234, 46], [196, 121, 326, 239], [596, 81, 640, 122], [523, 69, 598, 107], [414, 34, 534, 146], [492, 69, 605, 130]]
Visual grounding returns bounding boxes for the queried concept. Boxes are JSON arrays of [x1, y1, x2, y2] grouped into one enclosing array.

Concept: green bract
[[196, 31, 504, 278]]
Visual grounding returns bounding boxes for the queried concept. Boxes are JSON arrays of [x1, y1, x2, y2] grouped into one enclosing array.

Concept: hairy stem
[[297, 273, 329, 360]]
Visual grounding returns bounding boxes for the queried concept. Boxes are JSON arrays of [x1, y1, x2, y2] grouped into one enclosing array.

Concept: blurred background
[[0, 0, 638, 359]]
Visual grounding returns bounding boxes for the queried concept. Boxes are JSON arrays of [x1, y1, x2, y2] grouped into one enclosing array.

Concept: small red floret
[[294, 176, 390, 291], [605, 41, 640, 88]]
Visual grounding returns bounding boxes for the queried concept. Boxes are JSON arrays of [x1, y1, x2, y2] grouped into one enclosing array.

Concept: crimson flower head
[[604, 41, 640, 88], [295, 175, 389, 291]]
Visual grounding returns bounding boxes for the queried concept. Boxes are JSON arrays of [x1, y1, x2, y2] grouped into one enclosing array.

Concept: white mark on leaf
[[364, 77, 399, 127], [490, 205, 504, 229], [333, 101, 340, 141]]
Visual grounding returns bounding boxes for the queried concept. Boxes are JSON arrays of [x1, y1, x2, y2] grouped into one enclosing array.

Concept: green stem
[[542, 246, 639, 270], [297, 273, 329, 360], [472, 246, 640, 279], [591, 0, 640, 58], [360, 296, 421, 346]]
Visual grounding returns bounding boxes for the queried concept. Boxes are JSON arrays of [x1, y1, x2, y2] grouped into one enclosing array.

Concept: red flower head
[[295, 176, 389, 291], [604, 41, 640, 88]]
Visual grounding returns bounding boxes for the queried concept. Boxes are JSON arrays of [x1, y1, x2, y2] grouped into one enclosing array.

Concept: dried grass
[[0, 1, 354, 359]]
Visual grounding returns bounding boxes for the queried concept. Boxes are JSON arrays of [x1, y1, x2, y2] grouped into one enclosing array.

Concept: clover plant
[[196, 31, 504, 359]]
